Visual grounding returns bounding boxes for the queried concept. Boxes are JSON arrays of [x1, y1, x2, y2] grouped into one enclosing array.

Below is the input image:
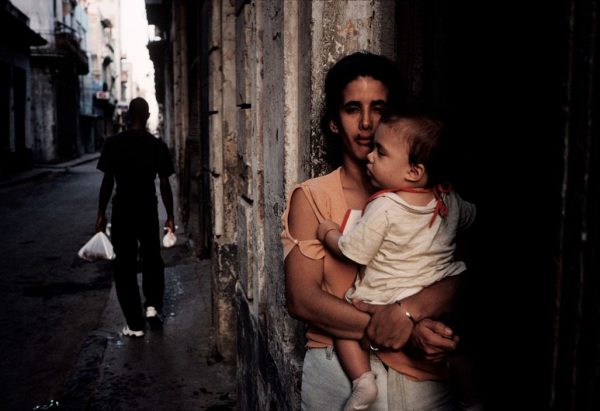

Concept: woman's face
[[331, 76, 388, 162]]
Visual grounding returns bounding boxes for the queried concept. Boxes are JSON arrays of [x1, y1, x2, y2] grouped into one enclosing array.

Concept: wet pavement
[[60, 258, 237, 411], [0, 157, 236, 410]]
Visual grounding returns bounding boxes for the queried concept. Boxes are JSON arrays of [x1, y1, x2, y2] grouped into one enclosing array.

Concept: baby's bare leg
[[335, 338, 378, 411], [335, 338, 371, 380]]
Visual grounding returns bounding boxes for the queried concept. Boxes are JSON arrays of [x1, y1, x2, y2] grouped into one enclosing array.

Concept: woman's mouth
[[355, 136, 373, 147]]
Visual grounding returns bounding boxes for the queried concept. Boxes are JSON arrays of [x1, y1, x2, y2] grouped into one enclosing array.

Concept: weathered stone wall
[[170, 1, 190, 176], [208, 0, 238, 363]]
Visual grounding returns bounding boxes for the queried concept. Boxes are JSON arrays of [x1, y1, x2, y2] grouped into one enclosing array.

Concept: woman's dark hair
[[320, 52, 408, 167]]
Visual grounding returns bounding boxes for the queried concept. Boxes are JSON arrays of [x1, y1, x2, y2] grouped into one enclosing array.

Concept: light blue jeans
[[301, 347, 458, 411]]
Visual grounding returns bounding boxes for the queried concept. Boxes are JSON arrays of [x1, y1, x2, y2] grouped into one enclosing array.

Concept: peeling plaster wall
[[208, 0, 238, 363], [171, 1, 190, 177]]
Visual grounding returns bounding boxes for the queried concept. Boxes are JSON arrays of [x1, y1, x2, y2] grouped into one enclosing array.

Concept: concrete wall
[[205, 1, 396, 409]]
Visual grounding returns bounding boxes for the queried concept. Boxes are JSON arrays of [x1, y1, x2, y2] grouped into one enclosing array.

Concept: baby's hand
[[317, 220, 339, 242]]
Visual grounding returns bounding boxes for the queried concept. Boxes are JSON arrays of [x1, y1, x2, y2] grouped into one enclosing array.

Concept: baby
[[317, 110, 477, 411]]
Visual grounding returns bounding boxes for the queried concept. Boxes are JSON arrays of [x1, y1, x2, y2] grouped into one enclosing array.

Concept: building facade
[[12, 0, 89, 163], [81, 0, 123, 148], [0, 0, 46, 175]]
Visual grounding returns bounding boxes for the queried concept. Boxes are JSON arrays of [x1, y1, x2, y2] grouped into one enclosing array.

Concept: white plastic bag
[[78, 231, 116, 261], [162, 227, 177, 248]]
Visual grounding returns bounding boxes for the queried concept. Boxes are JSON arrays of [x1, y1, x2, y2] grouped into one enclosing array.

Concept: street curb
[[59, 283, 122, 411], [0, 170, 53, 188], [37, 153, 101, 170], [59, 332, 111, 411], [0, 153, 101, 189]]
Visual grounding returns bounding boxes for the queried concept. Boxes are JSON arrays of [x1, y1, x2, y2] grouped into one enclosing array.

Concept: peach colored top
[[281, 168, 448, 381]]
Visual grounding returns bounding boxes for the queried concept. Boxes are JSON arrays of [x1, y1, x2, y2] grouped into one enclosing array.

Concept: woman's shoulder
[[286, 168, 343, 220], [296, 167, 341, 192]]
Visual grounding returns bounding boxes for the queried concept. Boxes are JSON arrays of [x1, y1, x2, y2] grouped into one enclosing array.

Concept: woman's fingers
[[411, 318, 459, 361], [360, 302, 414, 350]]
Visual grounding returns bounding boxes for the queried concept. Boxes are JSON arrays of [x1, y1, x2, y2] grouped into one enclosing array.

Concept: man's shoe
[[146, 306, 163, 330], [122, 326, 144, 338], [146, 306, 158, 318]]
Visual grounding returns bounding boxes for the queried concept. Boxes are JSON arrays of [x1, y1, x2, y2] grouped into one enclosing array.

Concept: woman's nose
[[360, 109, 373, 130]]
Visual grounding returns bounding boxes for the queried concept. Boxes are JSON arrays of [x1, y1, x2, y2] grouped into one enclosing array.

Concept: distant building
[[11, 0, 89, 163], [81, 0, 122, 148], [0, 0, 46, 175]]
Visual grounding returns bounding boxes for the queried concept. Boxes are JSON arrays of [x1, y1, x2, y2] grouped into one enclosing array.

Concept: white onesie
[[339, 191, 476, 304]]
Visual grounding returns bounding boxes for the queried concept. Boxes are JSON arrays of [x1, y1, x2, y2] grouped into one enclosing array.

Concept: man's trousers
[[111, 202, 164, 330]]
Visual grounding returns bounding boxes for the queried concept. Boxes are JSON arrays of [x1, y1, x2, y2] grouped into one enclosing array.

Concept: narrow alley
[[0, 161, 235, 410]]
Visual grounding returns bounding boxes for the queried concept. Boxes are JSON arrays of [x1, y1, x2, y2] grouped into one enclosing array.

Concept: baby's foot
[[343, 371, 378, 411]]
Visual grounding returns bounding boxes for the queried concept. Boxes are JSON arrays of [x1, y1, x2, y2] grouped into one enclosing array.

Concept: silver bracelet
[[405, 310, 417, 325], [397, 301, 417, 325]]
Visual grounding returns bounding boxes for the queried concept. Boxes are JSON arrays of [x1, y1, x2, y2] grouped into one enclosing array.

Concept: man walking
[[95, 97, 175, 337]]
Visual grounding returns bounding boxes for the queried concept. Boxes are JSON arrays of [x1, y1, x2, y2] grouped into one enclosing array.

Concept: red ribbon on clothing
[[364, 183, 452, 227]]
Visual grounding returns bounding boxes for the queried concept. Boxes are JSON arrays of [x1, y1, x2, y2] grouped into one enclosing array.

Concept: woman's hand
[[352, 300, 414, 350], [410, 318, 459, 362], [353, 300, 460, 360]]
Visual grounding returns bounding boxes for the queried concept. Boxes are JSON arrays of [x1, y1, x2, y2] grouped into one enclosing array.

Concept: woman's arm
[[353, 275, 463, 350], [285, 190, 370, 340]]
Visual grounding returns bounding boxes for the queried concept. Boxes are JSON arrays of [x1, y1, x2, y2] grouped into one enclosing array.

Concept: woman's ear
[[329, 120, 339, 135], [406, 163, 426, 183]]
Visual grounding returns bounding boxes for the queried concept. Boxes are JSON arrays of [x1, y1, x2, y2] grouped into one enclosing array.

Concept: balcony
[[54, 22, 89, 74], [1, 1, 46, 47]]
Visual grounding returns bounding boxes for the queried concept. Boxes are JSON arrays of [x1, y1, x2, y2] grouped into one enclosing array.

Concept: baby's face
[[366, 123, 412, 189]]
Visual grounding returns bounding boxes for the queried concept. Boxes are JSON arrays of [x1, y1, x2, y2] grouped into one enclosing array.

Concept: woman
[[282, 52, 462, 410]]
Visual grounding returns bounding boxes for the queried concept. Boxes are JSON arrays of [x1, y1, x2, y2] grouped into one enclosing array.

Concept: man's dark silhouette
[[96, 97, 175, 337]]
